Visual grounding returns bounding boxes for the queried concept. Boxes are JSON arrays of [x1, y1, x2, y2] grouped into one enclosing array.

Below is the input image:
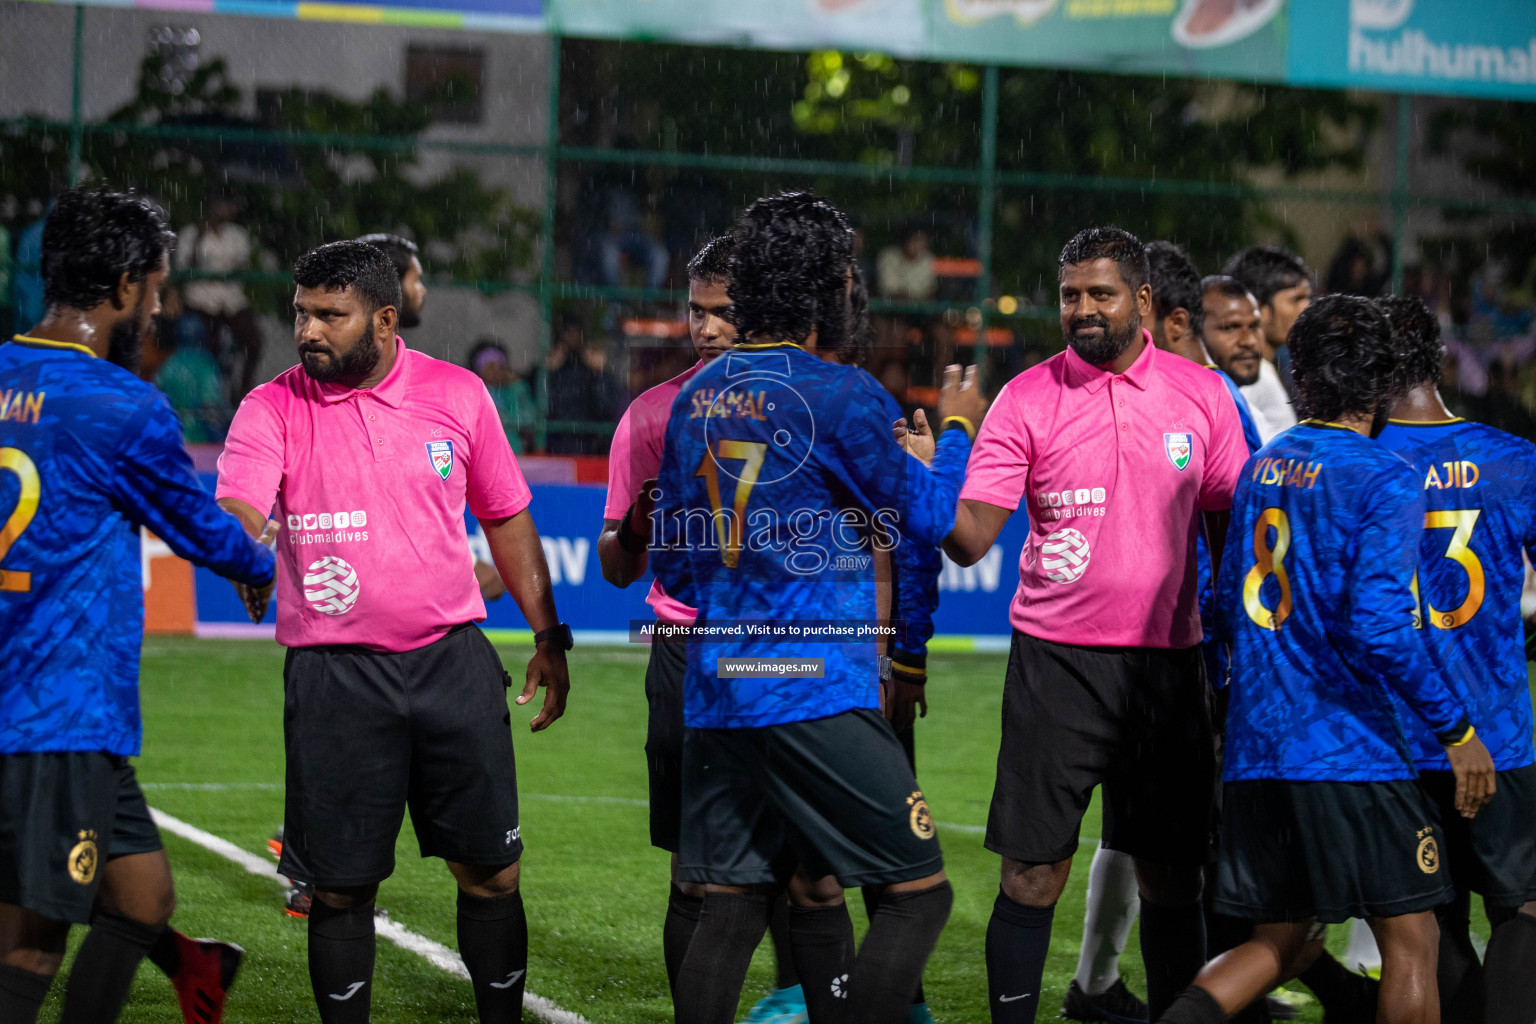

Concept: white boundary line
[[149, 808, 590, 1024]]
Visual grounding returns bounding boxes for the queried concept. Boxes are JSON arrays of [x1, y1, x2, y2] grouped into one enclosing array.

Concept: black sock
[[845, 882, 952, 1024], [769, 893, 801, 991], [1157, 985, 1226, 1024], [145, 927, 181, 978], [985, 889, 1053, 1024], [0, 963, 52, 1024], [308, 899, 376, 1024], [1484, 911, 1536, 1024], [1435, 893, 1484, 1024], [789, 902, 854, 1023], [674, 892, 772, 1024], [58, 908, 164, 1024], [1139, 899, 1206, 1022], [458, 889, 528, 1024], [663, 885, 704, 998], [863, 884, 926, 1006], [1296, 950, 1376, 1020]]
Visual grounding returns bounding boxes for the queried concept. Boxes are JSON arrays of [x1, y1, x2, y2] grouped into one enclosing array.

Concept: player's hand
[[233, 518, 280, 624], [894, 409, 936, 466], [886, 677, 928, 733], [936, 364, 989, 431], [519, 643, 570, 732], [1445, 734, 1496, 818]]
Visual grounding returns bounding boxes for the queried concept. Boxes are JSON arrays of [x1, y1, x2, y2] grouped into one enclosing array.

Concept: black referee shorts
[[279, 623, 522, 888], [644, 637, 687, 853], [0, 754, 162, 924], [986, 631, 1215, 866]]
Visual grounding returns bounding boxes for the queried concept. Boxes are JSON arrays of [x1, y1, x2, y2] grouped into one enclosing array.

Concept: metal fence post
[[974, 63, 999, 378]]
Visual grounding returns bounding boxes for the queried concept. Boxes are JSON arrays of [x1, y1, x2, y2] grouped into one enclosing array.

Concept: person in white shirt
[[176, 196, 262, 399], [877, 226, 937, 301], [1222, 246, 1312, 443]]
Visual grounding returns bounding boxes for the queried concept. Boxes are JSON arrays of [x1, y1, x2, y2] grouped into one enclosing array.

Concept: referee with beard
[[216, 240, 570, 1024], [943, 228, 1250, 1024]]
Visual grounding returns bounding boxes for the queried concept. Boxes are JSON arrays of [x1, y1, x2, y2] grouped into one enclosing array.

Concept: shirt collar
[[315, 335, 411, 407], [1063, 329, 1155, 394], [11, 334, 97, 358]]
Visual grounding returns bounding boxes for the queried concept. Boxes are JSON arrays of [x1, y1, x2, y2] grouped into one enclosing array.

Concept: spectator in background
[[177, 195, 262, 400], [598, 166, 669, 289], [469, 338, 536, 455], [357, 233, 426, 329], [155, 308, 232, 443], [1223, 245, 1310, 442], [12, 205, 47, 332], [546, 312, 623, 455], [878, 225, 937, 301]]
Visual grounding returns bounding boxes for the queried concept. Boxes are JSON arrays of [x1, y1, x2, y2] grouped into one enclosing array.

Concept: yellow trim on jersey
[[1386, 417, 1466, 426], [1447, 725, 1477, 748], [11, 335, 97, 358], [940, 416, 977, 442], [1300, 419, 1360, 432], [733, 341, 805, 351]]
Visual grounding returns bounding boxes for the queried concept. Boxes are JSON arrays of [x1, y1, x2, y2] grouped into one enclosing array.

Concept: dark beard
[[398, 304, 422, 330], [301, 322, 381, 385], [1067, 314, 1141, 366], [107, 299, 148, 374]]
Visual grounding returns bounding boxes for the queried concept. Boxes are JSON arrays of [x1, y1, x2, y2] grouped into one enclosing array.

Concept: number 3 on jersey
[[1243, 507, 1292, 630], [1421, 509, 1484, 629], [0, 447, 41, 593], [696, 440, 768, 568]]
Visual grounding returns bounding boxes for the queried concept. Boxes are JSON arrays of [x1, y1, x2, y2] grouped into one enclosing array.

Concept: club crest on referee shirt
[[425, 440, 454, 480], [1164, 432, 1192, 471]]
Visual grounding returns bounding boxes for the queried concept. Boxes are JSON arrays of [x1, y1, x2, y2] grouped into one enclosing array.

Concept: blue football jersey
[[651, 342, 971, 729], [1199, 367, 1263, 658], [1216, 422, 1470, 782], [1377, 417, 1536, 772], [0, 337, 274, 756]]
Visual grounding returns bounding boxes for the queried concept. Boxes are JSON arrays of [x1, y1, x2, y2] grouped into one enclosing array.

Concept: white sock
[[1072, 846, 1140, 995], [1344, 918, 1382, 972]]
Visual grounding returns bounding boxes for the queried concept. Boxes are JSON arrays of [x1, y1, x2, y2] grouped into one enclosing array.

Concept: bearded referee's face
[[293, 284, 395, 386], [1059, 258, 1151, 367]]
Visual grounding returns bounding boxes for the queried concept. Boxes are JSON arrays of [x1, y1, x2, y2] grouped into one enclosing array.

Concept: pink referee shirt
[[959, 334, 1248, 648], [604, 363, 700, 626], [217, 338, 532, 652]]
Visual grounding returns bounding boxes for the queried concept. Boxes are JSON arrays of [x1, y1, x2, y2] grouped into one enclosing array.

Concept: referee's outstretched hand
[[1445, 733, 1497, 818], [936, 364, 989, 433], [519, 644, 570, 732]]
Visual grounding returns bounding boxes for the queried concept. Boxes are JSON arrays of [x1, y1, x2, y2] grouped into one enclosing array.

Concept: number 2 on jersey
[[696, 440, 767, 568], [0, 447, 41, 593], [1243, 507, 1292, 630]]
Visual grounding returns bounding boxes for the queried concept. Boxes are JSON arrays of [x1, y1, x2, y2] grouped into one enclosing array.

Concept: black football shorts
[[985, 631, 1216, 866], [279, 623, 522, 887], [644, 637, 688, 853], [1419, 763, 1536, 908]]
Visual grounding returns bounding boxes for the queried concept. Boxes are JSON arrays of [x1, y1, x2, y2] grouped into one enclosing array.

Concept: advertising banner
[[185, 477, 1026, 646], [1288, 0, 1536, 100]]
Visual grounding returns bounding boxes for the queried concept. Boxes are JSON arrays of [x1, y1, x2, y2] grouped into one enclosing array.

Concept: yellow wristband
[[1448, 725, 1477, 747], [940, 416, 977, 442]]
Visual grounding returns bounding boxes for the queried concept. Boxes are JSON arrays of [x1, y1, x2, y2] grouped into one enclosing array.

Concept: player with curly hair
[[1156, 294, 1498, 1024], [652, 191, 986, 1024], [1376, 295, 1536, 1024]]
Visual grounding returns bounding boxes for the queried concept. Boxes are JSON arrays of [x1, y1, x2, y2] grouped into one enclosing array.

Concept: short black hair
[[355, 233, 420, 281], [1059, 226, 1149, 294], [1222, 245, 1311, 308], [686, 235, 734, 284], [41, 184, 176, 311], [1146, 241, 1204, 337], [1376, 294, 1443, 391], [294, 240, 402, 314], [1288, 294, 1398, 422], [1200, 274, 1258, 306], [728, 191, 855, 349]]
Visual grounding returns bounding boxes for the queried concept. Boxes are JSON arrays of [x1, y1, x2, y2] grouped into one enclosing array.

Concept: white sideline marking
[[149, 808, 590, 1024]]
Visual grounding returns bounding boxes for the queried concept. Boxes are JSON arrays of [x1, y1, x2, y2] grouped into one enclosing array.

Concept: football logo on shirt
[[303, 555, 361, 615], [426, 440, 454, 481], [1164, 432, 1192, 471], [68, 829, 99, 885], [1040, 528, 1091, 584]]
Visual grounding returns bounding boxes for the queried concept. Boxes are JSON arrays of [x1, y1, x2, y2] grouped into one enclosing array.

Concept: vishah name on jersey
[[1251, 456, 1322, 490], [0, 389, 44, 424]]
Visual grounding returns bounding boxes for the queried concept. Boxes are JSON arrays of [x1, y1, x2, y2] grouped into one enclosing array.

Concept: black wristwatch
[[534, 623, 574, 651]]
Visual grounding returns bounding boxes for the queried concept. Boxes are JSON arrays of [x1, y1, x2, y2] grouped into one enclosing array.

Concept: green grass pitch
[[39, 637, 1472, 1022]]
